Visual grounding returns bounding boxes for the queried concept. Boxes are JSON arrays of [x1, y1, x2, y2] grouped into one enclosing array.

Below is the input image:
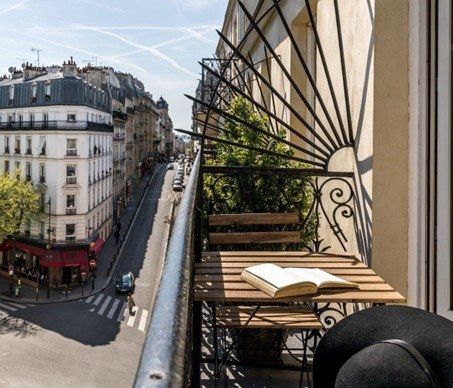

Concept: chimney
[[62, 56, 77, 77], [23, 62, 47, 81]]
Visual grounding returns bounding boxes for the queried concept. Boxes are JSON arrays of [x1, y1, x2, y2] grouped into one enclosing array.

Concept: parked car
[[115, 272, 135, 294], [167, 163, 174, 170], [173, 182, 183, 191], [173, 178, 183, 186]]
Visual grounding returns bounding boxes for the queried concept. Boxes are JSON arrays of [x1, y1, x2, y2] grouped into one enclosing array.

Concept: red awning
[[40, 250, 88, 267], [0, 242, 8, 252], [61, 250, 88, 266], [90, 238, 105, 255], [0, 240, 46, 256]]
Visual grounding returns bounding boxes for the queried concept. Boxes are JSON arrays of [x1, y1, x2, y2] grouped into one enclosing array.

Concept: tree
[[203, 96, 316, 248], [0, 172, 41, 237]]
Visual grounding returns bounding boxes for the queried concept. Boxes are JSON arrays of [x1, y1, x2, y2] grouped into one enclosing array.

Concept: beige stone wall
[[372, 0, 409, 296]]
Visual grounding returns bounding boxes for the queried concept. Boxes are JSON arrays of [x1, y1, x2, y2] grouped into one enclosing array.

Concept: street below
[[0, 165, 180, 388]]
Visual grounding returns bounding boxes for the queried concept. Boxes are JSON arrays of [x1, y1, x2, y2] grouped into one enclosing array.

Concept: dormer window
[[44, 80, 51, 101], [31, 82, 37, 103], [67, 113, 76, 122], [8, 85, 14, 105]]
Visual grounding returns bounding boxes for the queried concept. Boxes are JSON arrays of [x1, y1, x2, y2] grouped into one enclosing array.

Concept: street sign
[[89, 259, 96, 268]]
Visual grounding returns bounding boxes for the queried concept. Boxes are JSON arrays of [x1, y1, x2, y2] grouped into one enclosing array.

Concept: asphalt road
[[0, 166, 181, 388]]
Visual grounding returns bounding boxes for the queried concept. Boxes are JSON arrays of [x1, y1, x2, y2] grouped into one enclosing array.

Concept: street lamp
[[46, 197, 53, 299]]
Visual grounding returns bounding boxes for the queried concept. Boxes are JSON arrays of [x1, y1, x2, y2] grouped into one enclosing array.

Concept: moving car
[[116, 272, 135, 294]]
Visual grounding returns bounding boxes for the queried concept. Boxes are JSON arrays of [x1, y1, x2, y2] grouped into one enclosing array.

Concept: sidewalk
[[0, 167, 161, 305]]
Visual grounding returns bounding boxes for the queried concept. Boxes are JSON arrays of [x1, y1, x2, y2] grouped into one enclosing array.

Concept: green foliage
[[203, 96, 316, 249], [0, 172, 41, 236]]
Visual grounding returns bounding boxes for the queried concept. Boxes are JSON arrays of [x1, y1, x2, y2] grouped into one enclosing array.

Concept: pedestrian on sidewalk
[[127, 293, 135, 314]]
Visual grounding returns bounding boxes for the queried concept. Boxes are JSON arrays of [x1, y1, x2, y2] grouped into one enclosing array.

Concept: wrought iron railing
[[134, 152, 362, 386], [201, 165, 357, 255]]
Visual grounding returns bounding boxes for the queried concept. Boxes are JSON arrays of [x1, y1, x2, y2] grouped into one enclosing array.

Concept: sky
[[0, 0, 228, 130]]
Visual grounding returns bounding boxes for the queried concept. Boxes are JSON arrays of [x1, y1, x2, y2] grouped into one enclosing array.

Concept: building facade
[[0, 58, 112, 284], [0, 58, 172, 287]]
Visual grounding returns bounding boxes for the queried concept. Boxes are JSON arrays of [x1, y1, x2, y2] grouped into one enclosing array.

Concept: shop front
[[0, 237, 105, 288]]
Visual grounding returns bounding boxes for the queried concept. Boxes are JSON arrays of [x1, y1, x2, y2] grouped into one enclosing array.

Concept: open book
[[240, 263, 359, 298]]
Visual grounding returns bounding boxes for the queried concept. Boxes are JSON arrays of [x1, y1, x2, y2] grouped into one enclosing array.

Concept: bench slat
[[209, 212, 299, 226], [210, 231, 300, 245], [216, 306, 323, 329]]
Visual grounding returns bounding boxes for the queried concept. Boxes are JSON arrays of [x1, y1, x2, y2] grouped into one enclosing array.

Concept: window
[[66, 164, 77, 184], [8, 85, 14, 104], [66, 138, 77, 156], [44, 81, 51, 101], [31, 82, 37, 103], [39, 163, 45, 182], [67, 113, 76, 122], [26, 136, 32, 154], [4, 136, 9, 154], [4, 160, 9, 173], [30, 114, 35, 128], [14, 136, 20, 154], [39, 221, 45, 240], [8, 115, 13, 124], [39, 136, 46, 155], [25, 162, 31, 180], [65, 224, 76, 242], [18, 114, 23, 128], [14, 161, 20, 177], [43, 113, 49, 128], [66, 195, 76, 215]]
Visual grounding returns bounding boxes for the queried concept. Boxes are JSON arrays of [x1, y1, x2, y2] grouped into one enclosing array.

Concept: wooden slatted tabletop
[[194, 251, 406, 304]]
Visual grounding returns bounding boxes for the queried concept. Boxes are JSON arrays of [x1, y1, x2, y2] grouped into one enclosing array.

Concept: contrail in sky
[[0, 0, 28, 16], [78, 26, 198, 77]]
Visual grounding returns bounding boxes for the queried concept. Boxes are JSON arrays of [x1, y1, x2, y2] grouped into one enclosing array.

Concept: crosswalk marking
[[0, 302, 17, 312], [93, 294, 104, 306], [8, 302, 27, 309], [107, 299, 120, 319], [97, 296, 112, 315], [81, 294, 147, 331], [138, 309, 148, 332], [117, 302, 127, 322], [127, 306, 138, 327]]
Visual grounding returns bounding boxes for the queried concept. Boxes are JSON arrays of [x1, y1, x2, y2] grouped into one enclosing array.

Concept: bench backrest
[[208, 212, 300, 246]]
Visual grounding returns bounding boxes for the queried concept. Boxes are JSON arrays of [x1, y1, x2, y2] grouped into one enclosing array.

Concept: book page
[[243, 263, 308, 290], [286, 267, 358, 288]]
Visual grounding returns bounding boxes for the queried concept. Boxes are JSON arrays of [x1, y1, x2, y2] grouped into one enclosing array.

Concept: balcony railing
[[136, 152, 360, 386], [66, 177, 77, 184], [66, 149, 78, 156], [0, 120, 113, 132], [135, 153, 200, 387], [66, 208, 77, 215]]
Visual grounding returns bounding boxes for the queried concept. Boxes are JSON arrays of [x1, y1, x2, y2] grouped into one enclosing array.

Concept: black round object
[[312, 305, 453, 387]]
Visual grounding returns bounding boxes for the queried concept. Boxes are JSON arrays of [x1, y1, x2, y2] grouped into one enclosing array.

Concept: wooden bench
[[206, 212, 323, 386], [208, 211, 301, 247]]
